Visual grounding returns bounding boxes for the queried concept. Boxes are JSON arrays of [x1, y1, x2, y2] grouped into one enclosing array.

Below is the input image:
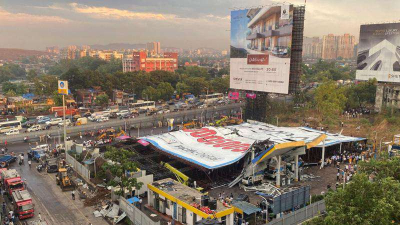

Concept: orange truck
[[12, 190, 34, 219], [51, 107, 78, 118]]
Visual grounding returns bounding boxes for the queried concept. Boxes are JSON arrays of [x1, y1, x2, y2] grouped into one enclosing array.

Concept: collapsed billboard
[[356, 23, 400, 82], [142, 121, 365, 170], [230, 4, 293, 94]]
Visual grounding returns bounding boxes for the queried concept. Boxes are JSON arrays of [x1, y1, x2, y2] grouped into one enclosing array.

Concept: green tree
[[345, 78, 377, 109], [2, 82, 17, 93], [0, 67, 14, 83], [60, 67, 87, 92], [94, 94, 109, 107], [314, 80, 347, 124], [3, 63, 26, 77], [210, 76, 229, 93], [96, 58, 122, 74], [52, 91, 63, 106], [102, 146, 143, 196], [323, 174, 400, 225], [142, 86, 160, 101], [183, 77, 209, 96], [33, 75, 58, 96], [27, 70, 38, 81], [156, 82, 175, 101], [176, 82, 190, 95]]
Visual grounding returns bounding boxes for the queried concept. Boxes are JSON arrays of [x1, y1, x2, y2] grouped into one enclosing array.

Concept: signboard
[[356, 23, 400, 82], [58, 80, 68, 95], [230, 4, 293, 94], [142, 121, 364, 169]]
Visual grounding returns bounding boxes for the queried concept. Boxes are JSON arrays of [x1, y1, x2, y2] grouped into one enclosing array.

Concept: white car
[[97, 117, 109, 122], [27, 125, 42, 132], [58, 119, 71, 126], [116, 110, 130, 116], [36, 116, 45, 120], [46, 118, 63, 126], [5, 129, 19, 136]]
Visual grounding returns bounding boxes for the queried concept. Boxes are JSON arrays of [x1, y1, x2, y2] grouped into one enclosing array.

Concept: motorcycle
[[36, 164, 43, 172]]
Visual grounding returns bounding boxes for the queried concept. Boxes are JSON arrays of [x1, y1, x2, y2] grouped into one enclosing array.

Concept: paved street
[[8, 161, 108, 225], [1, 103, 244, 144]]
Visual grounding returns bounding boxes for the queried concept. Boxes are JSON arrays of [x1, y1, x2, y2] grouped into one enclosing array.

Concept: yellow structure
[[148, 178, 237, 225]]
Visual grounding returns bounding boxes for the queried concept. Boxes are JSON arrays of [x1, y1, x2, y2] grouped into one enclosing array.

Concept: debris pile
[[84, 188, 111, 206]]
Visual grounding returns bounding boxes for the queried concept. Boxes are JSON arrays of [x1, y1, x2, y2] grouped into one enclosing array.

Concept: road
[[8, 161, 108, 225], [1, 103, 244, 144]]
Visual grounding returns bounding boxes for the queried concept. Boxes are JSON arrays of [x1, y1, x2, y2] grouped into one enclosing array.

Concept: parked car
[[46, 118, 62, 126], [97, 117, 109, 122], [27, 125, 42, 132], [5, 129, 19, 136], [37, 117, 51, 124], [58, 119, 71, 126], [22, 121, 35, 128], [116, 110, 130, 117]]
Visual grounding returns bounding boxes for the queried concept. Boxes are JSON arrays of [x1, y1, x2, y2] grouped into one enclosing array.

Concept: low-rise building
[[76, 88, 106, 106], [148, 178, 236, 225]]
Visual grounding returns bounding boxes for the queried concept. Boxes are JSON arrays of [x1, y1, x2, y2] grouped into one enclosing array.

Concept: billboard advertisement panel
[[356, 23, 400, 82], [230, 4, 293, 94]]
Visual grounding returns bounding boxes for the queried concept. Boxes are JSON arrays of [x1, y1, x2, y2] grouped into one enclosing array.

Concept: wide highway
[[1, 102, 244, 144]]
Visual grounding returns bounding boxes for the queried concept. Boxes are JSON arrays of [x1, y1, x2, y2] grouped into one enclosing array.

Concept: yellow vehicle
[[183, 119, 200, 129], [97, 128, 116, 140], [161, 161, 207, 194], [56, 168, 74, 191]]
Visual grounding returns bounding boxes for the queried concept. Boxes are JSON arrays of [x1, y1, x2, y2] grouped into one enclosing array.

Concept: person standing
[[38, 212, 42, 222], [72, 190, 75, 200], [336, 172, 340, 181]]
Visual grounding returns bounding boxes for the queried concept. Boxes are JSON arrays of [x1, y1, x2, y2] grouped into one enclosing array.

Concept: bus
[[0, 120, 22, 134], [129, 101, 156, 111], [199, 93, 224, 104]]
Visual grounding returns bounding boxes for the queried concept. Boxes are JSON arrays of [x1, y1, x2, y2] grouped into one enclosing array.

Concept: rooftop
[[149, 178, 233, 216]]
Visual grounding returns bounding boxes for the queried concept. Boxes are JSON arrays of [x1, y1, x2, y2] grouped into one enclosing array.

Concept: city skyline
[[0, 0, 399, 51]]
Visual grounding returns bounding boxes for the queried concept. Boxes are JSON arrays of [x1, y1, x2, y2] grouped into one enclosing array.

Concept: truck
[[0, 155, 17, 168], [12, 190, 34, 219], [32, 149, 46, 162], [2, 169, 24, 196], [51, 107, 78, 118], [75, 117, 87, 126], [242, 174, 264, 186]]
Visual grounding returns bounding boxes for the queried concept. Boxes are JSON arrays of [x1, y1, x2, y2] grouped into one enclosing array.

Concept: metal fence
[[268, 200, 326, 225], [65, 152, 91, 181], [120, 197, 161, 225]]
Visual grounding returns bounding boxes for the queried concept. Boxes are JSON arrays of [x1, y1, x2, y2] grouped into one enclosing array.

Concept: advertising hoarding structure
[[230, 4, 295, 94], [141, 121, 364, 170], [356, 23, 400, 82]]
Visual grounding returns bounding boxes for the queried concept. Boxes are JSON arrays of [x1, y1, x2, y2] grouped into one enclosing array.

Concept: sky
[[0, 0, 399, 51]]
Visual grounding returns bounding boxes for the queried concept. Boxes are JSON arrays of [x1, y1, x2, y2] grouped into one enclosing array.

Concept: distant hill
[[90, 43, 147, 50], [0, 48, 49, 61]]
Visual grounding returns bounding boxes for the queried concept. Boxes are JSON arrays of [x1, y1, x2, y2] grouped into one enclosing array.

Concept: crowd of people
[[343, 107, 371, 119]]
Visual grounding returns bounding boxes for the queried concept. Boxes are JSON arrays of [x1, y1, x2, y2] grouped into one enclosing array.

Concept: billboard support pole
[[63, 94, 67, 151]]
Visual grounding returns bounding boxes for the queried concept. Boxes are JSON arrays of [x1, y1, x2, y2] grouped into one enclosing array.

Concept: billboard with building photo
[[356, 23, 400, 82], [230, 4, 293, 94]]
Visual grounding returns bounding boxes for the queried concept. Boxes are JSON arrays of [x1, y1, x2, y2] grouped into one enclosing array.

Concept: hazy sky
[[0, 0, 399, 50]]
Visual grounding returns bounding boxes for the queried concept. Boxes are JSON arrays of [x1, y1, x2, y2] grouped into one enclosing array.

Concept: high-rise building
[[123, 51, 178, 73], [321, 34, 356, 60], [46, 46, 59, 54], [302, 37, 322, 59], [146, 42, 161, 55], [337, 34, 356, 59]]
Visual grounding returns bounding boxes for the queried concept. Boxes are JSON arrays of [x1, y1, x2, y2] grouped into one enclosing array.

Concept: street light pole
[[62, 94, 67, 151]]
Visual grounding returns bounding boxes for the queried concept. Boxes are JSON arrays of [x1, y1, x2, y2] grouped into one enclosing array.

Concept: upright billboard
[[356, 23, 400, 82], [230, 4, 293, 94]]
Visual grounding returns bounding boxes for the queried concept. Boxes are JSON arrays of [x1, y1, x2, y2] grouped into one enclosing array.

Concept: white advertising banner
[[356, 23, 400, 82], [230, 5, 293, 94], [142, 122, 365, 169]]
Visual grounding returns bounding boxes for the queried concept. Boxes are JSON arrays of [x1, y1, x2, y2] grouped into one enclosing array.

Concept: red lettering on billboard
[[185, 128, 251, 153], [247, 54, 269, 65]]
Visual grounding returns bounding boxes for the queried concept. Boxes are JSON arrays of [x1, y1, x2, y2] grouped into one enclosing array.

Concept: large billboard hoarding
[[356, 23, 400, 82], [230, 4, 293, 94]]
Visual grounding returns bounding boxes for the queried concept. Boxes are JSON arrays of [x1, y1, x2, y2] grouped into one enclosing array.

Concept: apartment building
[[147, 42, 161, 55], [302, 37, 322, 59], [123, 51, 178, 73], [321, 34, 356, 60]]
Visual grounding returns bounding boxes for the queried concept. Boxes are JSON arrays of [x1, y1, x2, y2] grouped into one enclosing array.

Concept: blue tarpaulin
[[127, 197, 140, 204]]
